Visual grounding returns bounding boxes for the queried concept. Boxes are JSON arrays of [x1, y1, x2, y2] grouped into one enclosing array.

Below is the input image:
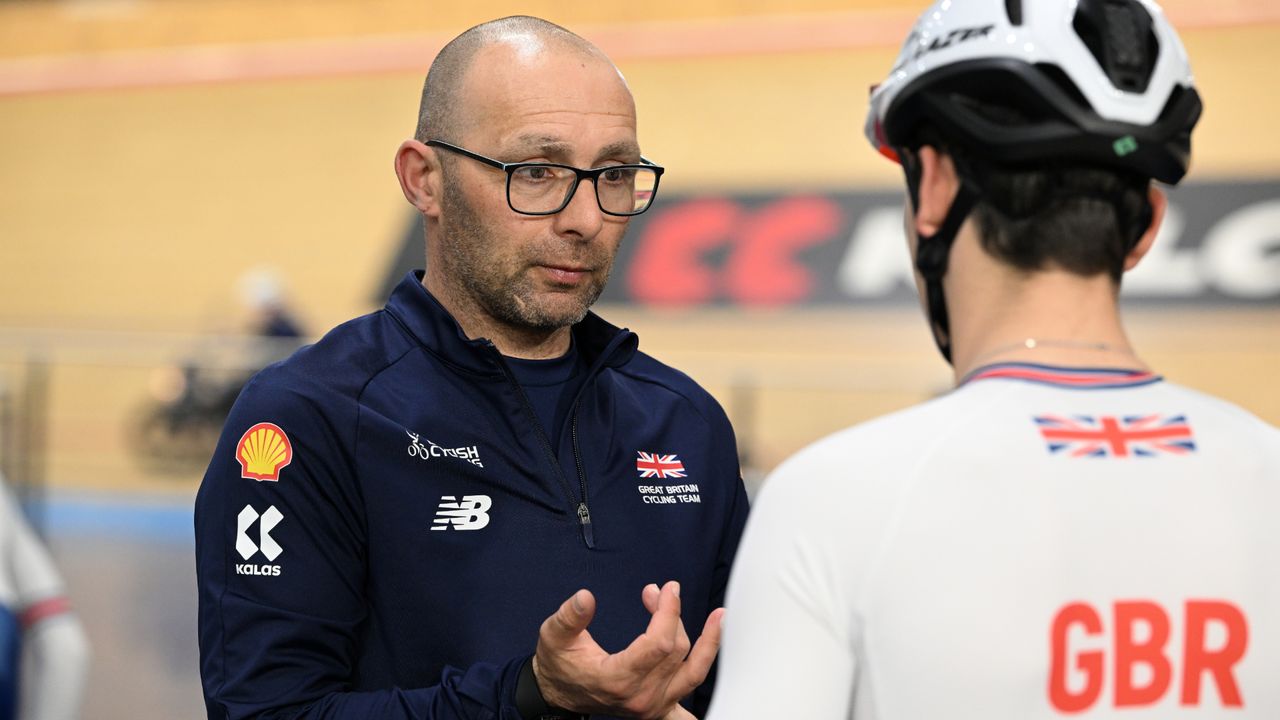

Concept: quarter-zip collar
[[383, 270, 638, 375]]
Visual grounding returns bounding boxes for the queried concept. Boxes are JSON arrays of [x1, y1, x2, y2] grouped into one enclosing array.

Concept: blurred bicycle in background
[[129, 269, 306, 476]]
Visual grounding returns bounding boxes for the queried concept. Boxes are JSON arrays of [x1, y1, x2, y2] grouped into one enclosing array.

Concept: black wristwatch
[[515, 656, 588, 720]]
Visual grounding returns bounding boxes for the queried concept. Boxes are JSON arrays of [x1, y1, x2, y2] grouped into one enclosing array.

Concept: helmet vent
[[1073, 0, 1159, 93], [1034, 63, 1092, 110], [1005, 0, 1023, 26]]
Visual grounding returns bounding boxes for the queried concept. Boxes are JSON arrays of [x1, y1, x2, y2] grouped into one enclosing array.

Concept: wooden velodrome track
[[1, 0, 1277, 492]]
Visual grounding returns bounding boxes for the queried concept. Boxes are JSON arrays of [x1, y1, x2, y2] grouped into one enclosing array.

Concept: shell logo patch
[[236, 422, 293, 482]]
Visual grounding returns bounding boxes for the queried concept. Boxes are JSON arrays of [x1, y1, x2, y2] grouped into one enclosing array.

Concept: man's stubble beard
[[439, 178, 616, 332]]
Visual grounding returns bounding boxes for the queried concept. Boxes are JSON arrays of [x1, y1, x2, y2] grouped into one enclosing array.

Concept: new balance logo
[[236, 504, 283, 576], [431, 495, 492, 531]]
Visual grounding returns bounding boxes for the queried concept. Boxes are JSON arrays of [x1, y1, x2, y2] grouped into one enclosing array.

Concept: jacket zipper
[[570, 411, 594, 547], [487, 343, 596, 549]]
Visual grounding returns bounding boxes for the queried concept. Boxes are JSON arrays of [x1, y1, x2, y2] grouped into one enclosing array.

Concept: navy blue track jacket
[[195, 272, 750, 719]]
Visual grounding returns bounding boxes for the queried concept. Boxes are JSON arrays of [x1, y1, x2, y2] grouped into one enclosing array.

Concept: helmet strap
[[902, 152, 982, 365]]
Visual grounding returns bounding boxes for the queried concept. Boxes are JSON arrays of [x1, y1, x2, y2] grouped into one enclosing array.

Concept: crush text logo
[[407, 431, 483, 468], [431, 495, 492, 531], [235, 504, 283, 576]]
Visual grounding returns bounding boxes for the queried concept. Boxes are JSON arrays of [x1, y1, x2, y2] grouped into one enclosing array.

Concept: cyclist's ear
[[913, 146, 960, 239], [1123, 186, 1166, 273]]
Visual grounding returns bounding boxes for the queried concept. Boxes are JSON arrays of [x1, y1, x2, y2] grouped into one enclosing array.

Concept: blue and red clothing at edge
[[0, 595, 69, 719], [961, 362, 1162, 389], [0, 478, 84, 720], [195, 271, 749, 720]]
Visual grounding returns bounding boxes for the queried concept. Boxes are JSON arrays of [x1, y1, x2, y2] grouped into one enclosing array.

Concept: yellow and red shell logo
[[236, 422, 293, 482]]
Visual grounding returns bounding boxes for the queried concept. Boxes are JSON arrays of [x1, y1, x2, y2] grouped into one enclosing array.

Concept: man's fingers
[[617, 581, 683, 671], [643, 582, 690, 661], [540, 589, 596, 646], [642, 582, 660, 614], [649, 582, 692, 667], [664, 607, 724, 702], [645, 581, 682, 654], [687, 607, 724, 671], [533, 592, 609, 713]]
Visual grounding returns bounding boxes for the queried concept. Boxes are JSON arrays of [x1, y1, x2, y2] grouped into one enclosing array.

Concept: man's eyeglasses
[[426, 140, 663, 217]]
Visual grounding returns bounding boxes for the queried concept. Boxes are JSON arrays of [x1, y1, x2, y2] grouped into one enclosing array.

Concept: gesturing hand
[[532, 581, 724, 719]]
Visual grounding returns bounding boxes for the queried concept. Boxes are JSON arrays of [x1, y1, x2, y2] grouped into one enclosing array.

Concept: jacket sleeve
[[194, 374, 530, 720], [686, 411, 751, 717]]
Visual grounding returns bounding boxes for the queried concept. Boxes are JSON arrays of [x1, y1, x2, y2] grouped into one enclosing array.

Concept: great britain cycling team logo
[[635, 451, 700, 506], [236, 422, 293, 481], [1034, 414, 1196, 458]]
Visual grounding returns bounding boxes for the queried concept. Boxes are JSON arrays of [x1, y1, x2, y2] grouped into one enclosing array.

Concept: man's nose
[[552, 178, 605, 239]]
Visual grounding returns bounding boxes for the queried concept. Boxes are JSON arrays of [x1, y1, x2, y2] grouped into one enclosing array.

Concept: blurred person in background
[[0, 474, 89, 720], [195, 15, 747, 720], [129, 269, 307, 475], [236, 267, 306, 341], [707, 0, 1279, 717]]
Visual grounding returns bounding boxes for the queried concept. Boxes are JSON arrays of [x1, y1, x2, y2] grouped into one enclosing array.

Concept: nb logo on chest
[[431, 495, 492, 531]]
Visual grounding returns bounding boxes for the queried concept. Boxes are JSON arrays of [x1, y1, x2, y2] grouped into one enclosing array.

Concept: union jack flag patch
[[636, 451, 687, 479], [1034, 414, 1196, 458]]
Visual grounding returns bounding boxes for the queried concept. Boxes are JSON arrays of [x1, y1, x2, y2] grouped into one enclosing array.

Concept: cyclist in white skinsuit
[[707, 0, 1279, 717], [0, 476, 89, 720]]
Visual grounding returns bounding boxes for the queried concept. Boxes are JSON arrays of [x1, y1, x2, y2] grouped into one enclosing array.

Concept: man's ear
[[1123, 186, 1167, 272], [395, 140, 444, 218], [914, 145, 960, 238]]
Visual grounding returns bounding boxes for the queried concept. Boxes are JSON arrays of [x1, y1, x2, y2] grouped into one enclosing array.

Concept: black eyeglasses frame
[[425, 139, 664, 217]]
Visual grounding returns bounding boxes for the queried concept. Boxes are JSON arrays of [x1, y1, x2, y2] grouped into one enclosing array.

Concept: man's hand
[[660, 705, 698, 720], [532, 581, 724, 719]]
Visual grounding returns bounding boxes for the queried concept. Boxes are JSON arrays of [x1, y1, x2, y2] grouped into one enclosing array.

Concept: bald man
[[195, 16, 749, 720]]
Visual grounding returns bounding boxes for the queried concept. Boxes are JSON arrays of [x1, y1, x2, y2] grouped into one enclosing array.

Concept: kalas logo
[[235, 504, 283, 577]]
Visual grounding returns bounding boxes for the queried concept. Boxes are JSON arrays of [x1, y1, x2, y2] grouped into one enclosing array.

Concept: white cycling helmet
[[863, 0, 1201, 364], [865, 0, 1201, 183]]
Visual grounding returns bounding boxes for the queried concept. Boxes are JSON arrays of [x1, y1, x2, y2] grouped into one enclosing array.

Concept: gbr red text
[[1049, 599, 1248, 713]]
